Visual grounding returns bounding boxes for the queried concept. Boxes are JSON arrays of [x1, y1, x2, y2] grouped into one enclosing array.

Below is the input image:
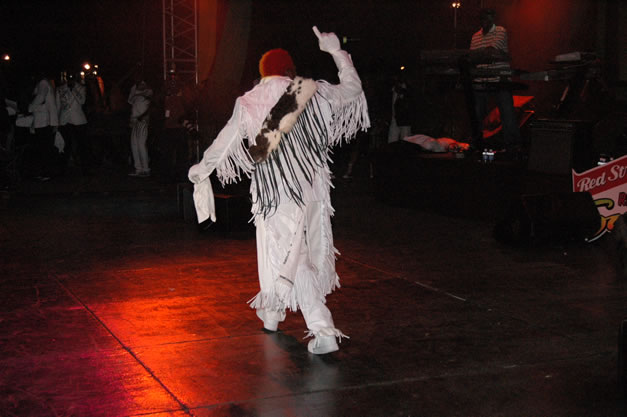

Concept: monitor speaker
[[494, 191, 600, 245], [527, 119, 595, 175]]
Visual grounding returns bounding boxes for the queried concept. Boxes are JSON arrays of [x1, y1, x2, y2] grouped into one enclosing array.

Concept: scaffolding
[[162, 0, 198, 85]]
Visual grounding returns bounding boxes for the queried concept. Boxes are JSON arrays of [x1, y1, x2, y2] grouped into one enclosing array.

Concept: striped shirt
[[470, 24, 510, 82]]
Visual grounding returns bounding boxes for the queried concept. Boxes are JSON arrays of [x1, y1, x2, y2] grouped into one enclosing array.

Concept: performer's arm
[[312, 26, 370, 143], [189, 98, 248, 183], [188, 98, 252, 223], [313, 26, 363, 100]]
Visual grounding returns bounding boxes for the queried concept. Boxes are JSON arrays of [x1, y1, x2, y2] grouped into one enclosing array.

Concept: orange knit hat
[[258, 48, 295, 78]]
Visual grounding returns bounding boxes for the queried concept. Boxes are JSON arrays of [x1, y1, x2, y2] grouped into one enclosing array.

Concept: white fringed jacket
[[189, 48, 369, 313]]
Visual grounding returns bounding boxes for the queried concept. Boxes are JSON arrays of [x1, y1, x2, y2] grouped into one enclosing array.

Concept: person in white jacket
[[28, 73, 59, 179], [189, 27, 369, 354], [57, 76, 89, 174]]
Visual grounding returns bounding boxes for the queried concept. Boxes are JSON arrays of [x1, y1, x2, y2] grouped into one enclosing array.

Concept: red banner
[[572, 155, 627, 241], [572, 155, 627, 195]]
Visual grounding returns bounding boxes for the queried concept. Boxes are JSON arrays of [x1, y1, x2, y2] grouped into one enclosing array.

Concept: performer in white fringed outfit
[[188, 27, 369, 354]]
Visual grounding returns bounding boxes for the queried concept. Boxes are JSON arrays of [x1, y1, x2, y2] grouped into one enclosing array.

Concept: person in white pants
[[128, 80, 152, 176], [188, 26, 370, 354]]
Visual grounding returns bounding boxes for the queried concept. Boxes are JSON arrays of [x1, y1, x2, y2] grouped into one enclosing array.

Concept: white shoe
[[307, 335, 339, 354], [256, 309, 279, 332]]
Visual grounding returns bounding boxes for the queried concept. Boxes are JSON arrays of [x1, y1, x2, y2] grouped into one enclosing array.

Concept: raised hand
[[312, 26, 340, 54]]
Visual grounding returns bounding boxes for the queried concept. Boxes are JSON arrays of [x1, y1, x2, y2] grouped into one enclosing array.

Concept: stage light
[[400, 66, 405, 71], [452, 2, 461, 8], [83, 63, 91, 71], [2, 54, 10, 61]]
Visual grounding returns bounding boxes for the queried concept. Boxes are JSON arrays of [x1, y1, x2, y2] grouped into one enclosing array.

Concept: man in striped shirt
[[468, 8, 521, 154]]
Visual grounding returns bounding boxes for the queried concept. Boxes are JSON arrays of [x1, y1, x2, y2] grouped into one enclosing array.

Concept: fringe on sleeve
[[316, 81, 371, 147], [214, 111, 255, 185]]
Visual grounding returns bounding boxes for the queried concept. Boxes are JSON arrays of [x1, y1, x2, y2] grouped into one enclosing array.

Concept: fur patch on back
[[249, 77, 317, 163]]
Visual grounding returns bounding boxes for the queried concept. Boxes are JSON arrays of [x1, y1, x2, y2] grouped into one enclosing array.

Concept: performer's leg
[[299, 201, 345, 354], [301, 298, 335, 333], [496, 90, 521, 150], [472, 91, 488, 150], [459, 58, 482, 151], [297, 252, 340, 355], [252, 209, 295, 331], [304, 200, 338, 291], [256, 308, 286, 332], [301, 297, 340, 355]]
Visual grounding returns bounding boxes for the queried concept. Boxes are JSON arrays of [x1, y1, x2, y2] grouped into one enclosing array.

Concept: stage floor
[[1, 160, 625, 416]]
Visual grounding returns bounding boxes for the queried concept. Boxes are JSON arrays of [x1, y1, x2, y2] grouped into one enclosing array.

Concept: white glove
[[188, 163, 216, 223], [193, 180, 216, 223], [313, 26, 340, 54], [188, 163, 205, 184]]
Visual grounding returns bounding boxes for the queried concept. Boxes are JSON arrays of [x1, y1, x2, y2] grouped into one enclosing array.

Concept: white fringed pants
[[253, 200, 338, 335]]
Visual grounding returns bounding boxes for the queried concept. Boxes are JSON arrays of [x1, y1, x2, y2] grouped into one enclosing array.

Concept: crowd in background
[[0, 64, 205, 189], [0, 61, 412, 190], [0, 59, 553, 191]]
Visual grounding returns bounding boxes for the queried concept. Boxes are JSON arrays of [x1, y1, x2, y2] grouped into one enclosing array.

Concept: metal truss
[[162, 0, 198, 84]]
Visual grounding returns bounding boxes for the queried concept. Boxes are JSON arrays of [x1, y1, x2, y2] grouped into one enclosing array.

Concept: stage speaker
[[527, 119, 594, 175], [494, 191, 600, 245]]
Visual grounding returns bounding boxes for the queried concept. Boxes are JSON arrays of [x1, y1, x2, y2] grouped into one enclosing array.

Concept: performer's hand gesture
[[313, 26, 340, 54]]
